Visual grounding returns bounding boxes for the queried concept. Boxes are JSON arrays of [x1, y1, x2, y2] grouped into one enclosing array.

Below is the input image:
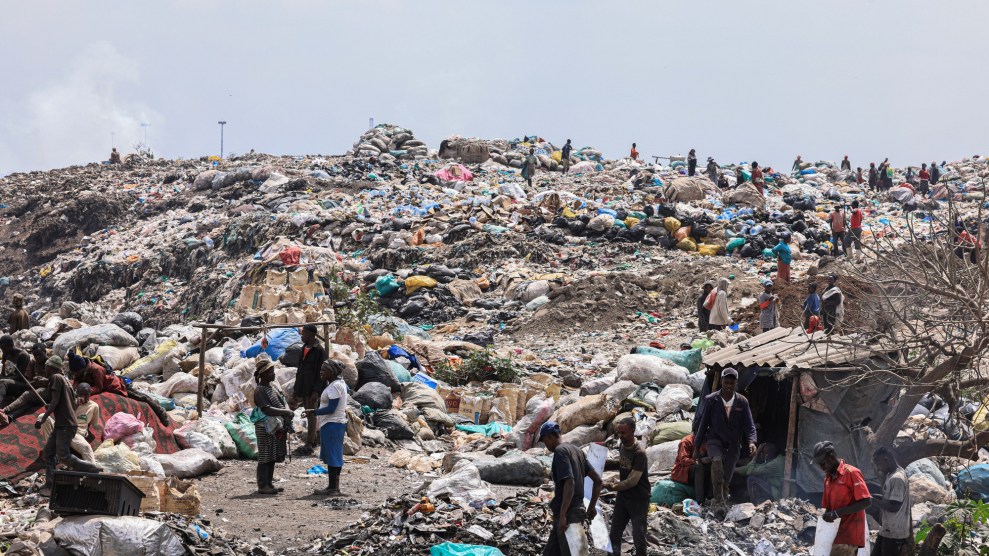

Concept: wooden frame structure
[[188, 321, 336, 415]]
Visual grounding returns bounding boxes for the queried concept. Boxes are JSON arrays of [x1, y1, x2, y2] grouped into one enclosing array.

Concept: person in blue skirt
[[304, 360, 348, 496]]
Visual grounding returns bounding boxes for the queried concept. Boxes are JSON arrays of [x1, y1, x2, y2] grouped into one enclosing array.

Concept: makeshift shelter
[[701, 327, 895, 499]]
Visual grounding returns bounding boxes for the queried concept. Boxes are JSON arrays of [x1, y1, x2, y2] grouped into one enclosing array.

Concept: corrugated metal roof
[[702, 327, 878, 369]]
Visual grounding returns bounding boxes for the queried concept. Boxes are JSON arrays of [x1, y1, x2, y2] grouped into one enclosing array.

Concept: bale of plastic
[[160, 476, 202, 516], [95, 346, 141, 371], [553, 394, 619, 434], [905, 458, 948, 489], [373, 409, 415, 440], [654, 384, 694, 419], [650, 421, 693, 446], [646, 440, 680, 473], [579, 373, 616, 396], [615, 354, 690, 386], [651, 479, 695, 506], [426, 460, 495, 505], [357, 351, 402, 393], [153, 448, 223, 479], [54, 516, 186, 556], [223, 413, 258, 459], [665, 177, 717, 203], [562, 424, 608, 446], [472, 453, 546, 486], [109, 312, 144, 336], [52, 324, 138, 357], [401, 382, 446, 412], [603, 380, 638, 404], [631, 347, 702, 374], [353, 382, 394, 410], [122, 339, 183, 378], [93, 440, 141, 474]]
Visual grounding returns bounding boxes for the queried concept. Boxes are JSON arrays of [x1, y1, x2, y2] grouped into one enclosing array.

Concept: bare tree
[[837, 182, 989, 465]]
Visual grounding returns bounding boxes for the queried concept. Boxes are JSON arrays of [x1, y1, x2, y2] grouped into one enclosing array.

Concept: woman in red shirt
[[918, 164, 931, 196]]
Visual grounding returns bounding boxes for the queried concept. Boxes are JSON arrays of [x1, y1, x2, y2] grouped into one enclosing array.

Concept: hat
[[763, 279, 773, 287], [68, 353, 88, 373], [254, 358, 275, 379], [538, 421, 561, 442], [812, 441, 836, 464], [45, 355, 63, 370], [302, 324, 318, 334], [721, 367, 738, 379]]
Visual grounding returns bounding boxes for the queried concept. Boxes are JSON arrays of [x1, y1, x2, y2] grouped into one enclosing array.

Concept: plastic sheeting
[[54, 515, 186, 556]]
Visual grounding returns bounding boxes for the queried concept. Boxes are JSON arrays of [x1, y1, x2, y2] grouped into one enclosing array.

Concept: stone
[[725, 502, 756, 522]]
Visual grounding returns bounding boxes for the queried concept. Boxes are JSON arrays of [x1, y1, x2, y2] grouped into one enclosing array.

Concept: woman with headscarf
[[706, 157, 719, 184], [253, 358, 293, 495], [708, 278, 733, 331], [687, 149, 697, 176], [697, 281, 715, 332], [821, 274, 845, 334], [303, 360, 348, 496]]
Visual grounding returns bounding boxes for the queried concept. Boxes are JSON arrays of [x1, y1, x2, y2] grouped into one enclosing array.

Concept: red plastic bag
[[104, 412, 145, 441], [279, 246, 301, 266], [806, 315, 822, 334]]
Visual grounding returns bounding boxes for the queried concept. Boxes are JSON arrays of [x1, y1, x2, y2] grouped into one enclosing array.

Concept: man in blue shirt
[[803, 283, 821, 332]]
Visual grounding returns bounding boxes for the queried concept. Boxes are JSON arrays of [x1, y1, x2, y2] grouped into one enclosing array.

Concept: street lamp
[[217, 121, 227, 159], [140, 123, 151, 149]]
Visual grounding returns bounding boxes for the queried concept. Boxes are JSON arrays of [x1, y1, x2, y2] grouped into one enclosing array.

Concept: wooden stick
[[781, 374, 800, 499], [196, 325, 207, 416]]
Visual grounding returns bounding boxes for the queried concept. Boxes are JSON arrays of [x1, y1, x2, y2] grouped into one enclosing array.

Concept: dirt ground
[[195, 449, 424, 553]]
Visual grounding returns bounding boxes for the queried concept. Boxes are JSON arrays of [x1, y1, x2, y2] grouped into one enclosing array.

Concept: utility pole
[[217, 121, 227, 159], [369, 117, 374, 130]]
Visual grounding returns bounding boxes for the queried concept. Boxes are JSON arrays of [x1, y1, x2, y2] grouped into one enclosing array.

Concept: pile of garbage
[[2, 126, 989, 553]]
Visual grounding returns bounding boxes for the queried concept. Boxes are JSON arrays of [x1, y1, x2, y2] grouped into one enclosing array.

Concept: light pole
[[140, 123, 151, 149], [217, 121, 227, 158]]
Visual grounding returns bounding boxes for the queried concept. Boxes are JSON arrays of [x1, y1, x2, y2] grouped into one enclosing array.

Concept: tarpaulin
[[434, 165, 473, 182], [0, 393, 180, 481]]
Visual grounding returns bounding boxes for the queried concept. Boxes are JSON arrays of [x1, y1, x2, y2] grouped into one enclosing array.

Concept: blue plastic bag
[[242, 328, 302, 361], [632, 347, 702, 374], [430, 544, 504, 556], [957, 464, 989, 501]]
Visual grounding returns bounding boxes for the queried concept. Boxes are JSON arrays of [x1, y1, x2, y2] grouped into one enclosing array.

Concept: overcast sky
[[1, 0, 987, 176]]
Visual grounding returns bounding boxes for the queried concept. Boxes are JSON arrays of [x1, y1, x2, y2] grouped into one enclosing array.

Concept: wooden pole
[[322, 323, 330, 352], [781, 373, 801, 499], [196, 325, 207, 417]]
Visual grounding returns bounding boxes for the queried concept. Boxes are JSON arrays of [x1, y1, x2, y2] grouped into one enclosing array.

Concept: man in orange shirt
[[630, 143, 638, 161], [829, 205, 847, 256], [815, 441, 871, 556], [848, 200, 864, 260]]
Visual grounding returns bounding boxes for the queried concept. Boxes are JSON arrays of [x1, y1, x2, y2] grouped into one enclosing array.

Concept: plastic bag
[[95, 346, 141, 371], [93, 440, 141, 474], [427, 461, 495, 505], [632, 347, 702, 374], [196, 418, 238, 459], [430, 543, 505, 556], [374, 274, 401, 297], [103, 412, 145, 442], [372, 409, 414, 440], [554, 394, 618, 434], [242, 328, 301, 361], [122, 339, 182, 378], [615, 354, 690, 386], [223, 413, 258, 459], [121, 427, 157, 455], [52, 324, 138, 357], [153, 448, 223, 479], [405, 275, 438, 294], [512, 397, 554, 450], [54, 515, 186, 556], [651, 479, 695, 506], [353, 382, 393, 410], [472, 454, 545, 486], [149, 371, 199, 397]]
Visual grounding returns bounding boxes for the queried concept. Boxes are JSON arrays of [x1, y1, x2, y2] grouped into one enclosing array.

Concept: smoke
[[0, 42, 160, 175]]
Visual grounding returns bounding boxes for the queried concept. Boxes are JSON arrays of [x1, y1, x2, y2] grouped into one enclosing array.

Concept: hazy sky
[[2, 0, 987, 176]]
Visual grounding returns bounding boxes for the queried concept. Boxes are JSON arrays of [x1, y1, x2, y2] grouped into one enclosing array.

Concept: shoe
[[257, 486, 279, 495]]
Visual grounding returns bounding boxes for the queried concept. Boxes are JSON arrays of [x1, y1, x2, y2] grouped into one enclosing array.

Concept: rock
[[726, 502, 756, 522], [749, 513, 766, 529], [388, 449, 413, 468], [362, 428, 387, 446], [562, 374, 582, 389]]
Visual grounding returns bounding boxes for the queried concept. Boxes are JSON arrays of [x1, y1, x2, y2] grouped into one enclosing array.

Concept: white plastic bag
[[427, 461, 495, 505]]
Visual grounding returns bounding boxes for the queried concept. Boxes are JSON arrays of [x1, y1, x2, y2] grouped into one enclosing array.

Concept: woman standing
[[687, 149, 697, 176], [708, 278, 733, 331], [697, 281, 714, 332], [253, 358, 293, 495], [304, 361, 348, 496]]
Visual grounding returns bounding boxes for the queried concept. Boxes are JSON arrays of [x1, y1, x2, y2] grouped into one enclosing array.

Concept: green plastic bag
[[726, 237, 746, 253], [650, 421, 692, 446], [385, 360, 412, 383], [651, 479, 695, 506], [632, 347, 702, 374], [691, 338, 715, 350], [430, 543, 505, 556], [224, 412, 258, 459], [374, 274, 401, 297]]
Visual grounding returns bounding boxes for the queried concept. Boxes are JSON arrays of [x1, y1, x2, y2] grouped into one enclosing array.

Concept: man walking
[[561, 139, 573, 174], [523, 148, 538, 187], [815, 441, 871, 556], [871, 447, 912, 556], [829, 204, 846, 256], [606, 418, 649, 556], [848, 200, 865, 260], [693, 368, 757, 513], [540, 421, 602, 556]]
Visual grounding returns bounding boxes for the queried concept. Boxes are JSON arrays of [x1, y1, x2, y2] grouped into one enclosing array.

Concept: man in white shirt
[[871, 447, 912, 555]]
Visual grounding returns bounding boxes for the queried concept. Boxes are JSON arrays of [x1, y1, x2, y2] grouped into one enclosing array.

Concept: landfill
[[0, 126, 988, 554]]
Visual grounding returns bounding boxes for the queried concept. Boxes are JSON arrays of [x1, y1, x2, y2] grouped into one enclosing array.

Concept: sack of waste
[[631, 347, 702, 374], [553, 393, 619, 434], [615, 354, 690, 386], [54, 516, 186, 556], [154, 448, 223, 479], [472, 453, 546, 486], [353, 382, 394, 410]]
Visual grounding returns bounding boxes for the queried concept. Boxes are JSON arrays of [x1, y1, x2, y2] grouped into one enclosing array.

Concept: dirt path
[[195, 449, 422, 553]]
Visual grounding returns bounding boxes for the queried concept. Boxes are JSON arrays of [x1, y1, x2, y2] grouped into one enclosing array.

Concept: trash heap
[[1, 126, 988, 554]]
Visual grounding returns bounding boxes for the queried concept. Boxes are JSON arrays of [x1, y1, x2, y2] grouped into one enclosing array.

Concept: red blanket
[[0, 393, 180, 481]]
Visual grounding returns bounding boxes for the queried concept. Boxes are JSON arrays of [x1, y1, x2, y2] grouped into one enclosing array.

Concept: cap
[[763, 279, 773, 287], [538, 421, 561, 441], [721, 367, 738, 379], [812, 441, 836, 464], [302, 324, 319, 334], [45, 355, 63, 370], [254, 357, 276, 379]]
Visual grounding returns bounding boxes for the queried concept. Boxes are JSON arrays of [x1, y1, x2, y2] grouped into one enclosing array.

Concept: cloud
[[0, 42, 160, 174]]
